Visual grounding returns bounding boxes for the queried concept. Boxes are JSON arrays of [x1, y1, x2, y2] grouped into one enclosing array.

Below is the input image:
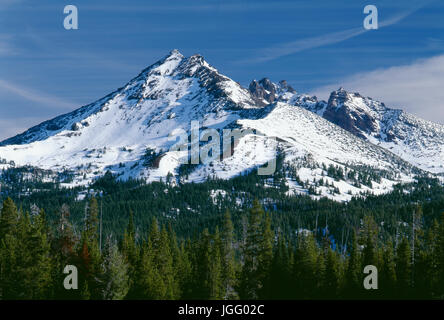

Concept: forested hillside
[[1, 186, 444, 299]]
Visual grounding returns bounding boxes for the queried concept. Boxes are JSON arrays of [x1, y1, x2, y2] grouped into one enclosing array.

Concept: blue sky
[[0, 0, 444, 140]]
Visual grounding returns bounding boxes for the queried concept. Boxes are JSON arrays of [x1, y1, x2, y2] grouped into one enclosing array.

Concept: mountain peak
[[328, 87, 352, 105], [248, 78, 297, 105], [2, 50, 443, 191], [0, 49, 257, 147], [167, 48, 184, 58]]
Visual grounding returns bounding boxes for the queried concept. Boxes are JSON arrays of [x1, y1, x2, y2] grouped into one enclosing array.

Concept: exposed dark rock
[[322, 88, 378, 139]]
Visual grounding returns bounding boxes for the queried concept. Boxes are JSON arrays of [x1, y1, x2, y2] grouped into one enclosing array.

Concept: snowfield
[[0, 50, 438, 201]]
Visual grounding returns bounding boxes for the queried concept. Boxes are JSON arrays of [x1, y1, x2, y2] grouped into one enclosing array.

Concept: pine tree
[[322, 246, 341, 299], [84, 197, 99, 244], [361, 216, 378, 268], [0, 198, 20, 299], [0, 199, 22, 299], [80, 280, 91, 300], [100, 236, 130, 300], [136, 220, 177, 299], [269, 233, 292, 299], [258, 212, 273, 299], [136, 240, 164, 299], [292, 233, 320, 299], [52, 204, 78, 299], [427, 219, 441, 298], [25, 209, 53, 299], [411, 205, 424, 296], [209, 228, 224, 300], [192, 228, 213, 299], [168, 223, 183, 298], [344, 230, 362, 298], [0, 197, 19, 239], [175, 241, 193, 299], [315, 246, 326, 299], [239, 200, 265, 299], [220, 210, 237, 299], [79, 197, 103, 299], [437, 212, 444, 298], [396, 237, 411, 297], [157, 226, 177, 299], [55, 204, 77, 258], [380, 241, 396, 298], [121, 211, 139, 299]]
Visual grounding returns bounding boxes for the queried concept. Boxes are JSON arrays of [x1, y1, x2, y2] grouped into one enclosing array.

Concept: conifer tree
[[269, 233, 292, 299], [0, 200, 23, 299], [121, 211, 139, 298], [55, 204, 77, 258], [220, 210, 237, 299], [427, 219, 441, 298], [437, 212, 444, 298], [100, 236, 130, 300], [78, 237, 92, 299], [26, 209, 53, 299], [322, 246, 341, 299], [84, 197, 99, 244], [258, 212, 273, 299], [156, 226, 177, 299], [0, 197, 19, 239], [396, 237, 411, 297], [0, 197, 20, 299], [52, 204, 78, 299], [361, 216, 378, 268], [209, 228, 224, 300], [168, 223, 183, 298], [380, 241, 396, 298], [292, 233, 320, 299], [239, 200, 265, 299], [175, 241, 193, 299], [344, 230, 362, 298], [136, 240, 164, 299], [315, 247, 326, 299], [79, 197, 103, 299]]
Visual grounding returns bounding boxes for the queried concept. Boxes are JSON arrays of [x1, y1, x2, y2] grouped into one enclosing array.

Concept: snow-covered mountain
[[280, 88, 444, 175], [0, 50, 260, 182], [247, 79, 444, 175], [0, 50, 429, 201], [248, 78, 296, 106]]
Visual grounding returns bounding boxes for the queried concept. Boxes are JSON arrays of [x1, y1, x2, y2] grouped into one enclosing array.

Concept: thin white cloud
[[0, 117, 39, 141], [0, 79, 76, 110], [250, 27, 366, 63], [311, 54, 444, 125], [245, 2, 431, 63]]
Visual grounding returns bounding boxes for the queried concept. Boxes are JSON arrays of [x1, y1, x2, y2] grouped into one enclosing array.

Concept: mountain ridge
[[0, 50, 438, 201]]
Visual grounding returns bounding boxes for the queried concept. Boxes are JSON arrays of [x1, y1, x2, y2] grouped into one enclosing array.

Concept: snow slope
[[237, 102, 417, 201], [0, 50, 261, 185], [277, 88, 444, 174], [0, 50, 428, 201], [248, 80, 444, 175], [317, 89, 444, 174]]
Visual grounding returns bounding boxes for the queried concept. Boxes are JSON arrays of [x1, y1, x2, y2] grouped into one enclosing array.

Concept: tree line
[[0, 196, 444, 300]]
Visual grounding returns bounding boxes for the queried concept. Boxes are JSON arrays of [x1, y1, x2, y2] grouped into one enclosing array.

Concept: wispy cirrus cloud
[[0, 117, 40, 141], [0, 79, 78, 140], [244, 2, 433, 63], [0, 79, 76, 110]]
